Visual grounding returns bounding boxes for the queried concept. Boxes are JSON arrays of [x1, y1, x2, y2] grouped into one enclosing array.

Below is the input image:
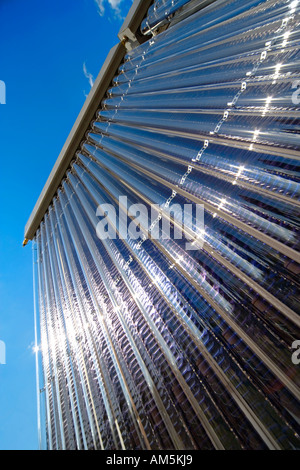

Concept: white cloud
[[108, 0, 123, 9], [83, 62, 94, 88], [94, 0, 123, 17], [94, 0, 105, 15]]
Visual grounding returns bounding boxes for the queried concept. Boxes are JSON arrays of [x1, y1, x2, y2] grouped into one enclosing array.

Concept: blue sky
[[0, 0, 134, 450]]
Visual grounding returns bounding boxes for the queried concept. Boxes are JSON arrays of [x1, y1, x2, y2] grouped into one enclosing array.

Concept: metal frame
[[24, 0, 153, 244]]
